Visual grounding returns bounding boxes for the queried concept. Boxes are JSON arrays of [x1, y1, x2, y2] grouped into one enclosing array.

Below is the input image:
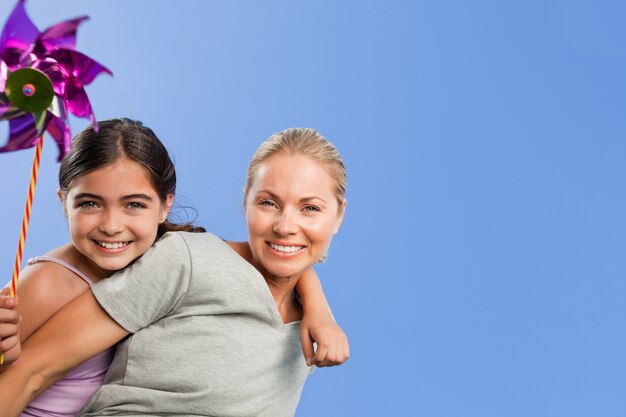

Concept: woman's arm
[[295, 268, 350, 367], [0, 290, 128, 416]]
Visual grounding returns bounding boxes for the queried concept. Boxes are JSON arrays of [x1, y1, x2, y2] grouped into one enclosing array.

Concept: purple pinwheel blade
[[65, 76, 93, 120], [44, 114, 71, 161], [0, 92, 25, 120], [33, 57, 68, 96], [38, 16, 88, 52], [0, 113, 38, 153], [0, 61, 7, 91], [47, 49, 112, 85], [0, 0, 39, 67]]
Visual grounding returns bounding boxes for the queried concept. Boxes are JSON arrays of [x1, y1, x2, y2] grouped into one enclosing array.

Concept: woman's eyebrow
[[300, 196, 327, 204]]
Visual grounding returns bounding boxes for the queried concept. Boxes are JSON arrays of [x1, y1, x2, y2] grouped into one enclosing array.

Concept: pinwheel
[[0, 0, 110, 351], [0, 0, 111, 160]]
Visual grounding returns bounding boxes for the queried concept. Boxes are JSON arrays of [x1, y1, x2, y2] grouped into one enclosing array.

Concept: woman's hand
[[300, 314, 350, 367], [0, 287, 21, 367]]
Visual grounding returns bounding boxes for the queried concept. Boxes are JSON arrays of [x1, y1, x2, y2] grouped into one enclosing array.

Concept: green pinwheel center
[[5, 68, 54, 113]]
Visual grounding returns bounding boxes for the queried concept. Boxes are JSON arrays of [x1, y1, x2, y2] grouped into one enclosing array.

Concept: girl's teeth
[[98, 241, 127, 249], [270, 243, 303, 253]]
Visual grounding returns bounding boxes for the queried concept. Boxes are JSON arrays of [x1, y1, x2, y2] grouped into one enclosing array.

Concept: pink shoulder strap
[[27, 256, 95, 286]]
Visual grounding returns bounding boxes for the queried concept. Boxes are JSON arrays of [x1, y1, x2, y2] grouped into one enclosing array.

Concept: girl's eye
[[78, 201, 99, 209], [303, 205, 321, 212], [127, 202, 146, 210]]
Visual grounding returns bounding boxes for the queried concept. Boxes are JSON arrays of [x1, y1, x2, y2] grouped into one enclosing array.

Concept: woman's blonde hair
[[244, 128, 347, 206]]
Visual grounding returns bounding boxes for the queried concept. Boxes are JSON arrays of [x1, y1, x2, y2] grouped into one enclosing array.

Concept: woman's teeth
[[270, 243, 303, 253]]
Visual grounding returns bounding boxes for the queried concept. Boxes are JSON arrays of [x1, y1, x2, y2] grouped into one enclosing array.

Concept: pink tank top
[[20, 256, 115, 417]]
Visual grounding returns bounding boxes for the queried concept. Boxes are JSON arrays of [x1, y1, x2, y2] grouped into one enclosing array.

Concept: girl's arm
[[227, 241, 349, 367], [0, 257, 92, 369], [0, 289, 128, 416], [296, 268, 350, 367]]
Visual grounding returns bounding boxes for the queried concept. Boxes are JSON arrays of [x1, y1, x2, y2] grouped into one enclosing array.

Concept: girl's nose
[[98, 210, 124, 235]]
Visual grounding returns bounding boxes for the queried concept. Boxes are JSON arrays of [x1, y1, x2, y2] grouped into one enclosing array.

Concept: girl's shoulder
[[17, 243, 93, 340]]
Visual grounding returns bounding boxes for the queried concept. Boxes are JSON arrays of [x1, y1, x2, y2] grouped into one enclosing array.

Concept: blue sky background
[[0, 1, 625, 416]]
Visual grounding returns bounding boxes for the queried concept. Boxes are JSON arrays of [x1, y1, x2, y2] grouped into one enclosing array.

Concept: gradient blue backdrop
[[0, 1, 624, 416]]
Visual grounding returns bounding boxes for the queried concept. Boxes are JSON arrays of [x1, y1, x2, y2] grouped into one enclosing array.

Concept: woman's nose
[[272, 210, 298, 236]]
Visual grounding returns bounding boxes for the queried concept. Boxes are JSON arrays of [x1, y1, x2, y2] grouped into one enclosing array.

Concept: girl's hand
[[0, 287, 21, 366], [295, 267, 350, 367], [300, 315, 350, 367]]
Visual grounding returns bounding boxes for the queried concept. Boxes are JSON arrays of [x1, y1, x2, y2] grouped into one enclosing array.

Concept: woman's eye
[[303, 205, 321, 212], [259, 199, 277, 208]]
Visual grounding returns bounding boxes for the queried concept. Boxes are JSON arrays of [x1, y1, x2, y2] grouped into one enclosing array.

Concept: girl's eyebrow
[[72, 193, 153, 201], [120, 194, 153, 201], [72, 192, 102, 200]]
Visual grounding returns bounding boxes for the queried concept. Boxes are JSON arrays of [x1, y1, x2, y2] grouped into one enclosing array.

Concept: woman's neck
[[226, 241, 303, 323], [264, 275, 303, 323]]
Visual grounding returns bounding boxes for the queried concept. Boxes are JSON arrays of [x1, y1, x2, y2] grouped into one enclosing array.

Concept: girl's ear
[[160, 194, 174, 223], [57, 189, 68, 218]]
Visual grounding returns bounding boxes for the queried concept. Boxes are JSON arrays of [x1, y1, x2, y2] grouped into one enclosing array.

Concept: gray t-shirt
[[79, 232, 312, 417]]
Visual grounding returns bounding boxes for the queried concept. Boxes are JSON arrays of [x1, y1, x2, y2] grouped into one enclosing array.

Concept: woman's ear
[[160, 194, 174, 223], [333, 198, 347, 235]]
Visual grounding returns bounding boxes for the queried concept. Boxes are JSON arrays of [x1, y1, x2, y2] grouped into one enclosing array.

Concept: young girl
[[0, 119, 347, 416]]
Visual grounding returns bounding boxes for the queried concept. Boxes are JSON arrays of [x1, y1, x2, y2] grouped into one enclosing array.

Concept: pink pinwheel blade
[[0, 0, 39, 67], [0, 114, 37, 153], [65, 76, 93, 121], [33, 58, 68, 96], [44, 114, 71, 161], [38, 16, 88, 51], [47, 49, 112, 85]]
